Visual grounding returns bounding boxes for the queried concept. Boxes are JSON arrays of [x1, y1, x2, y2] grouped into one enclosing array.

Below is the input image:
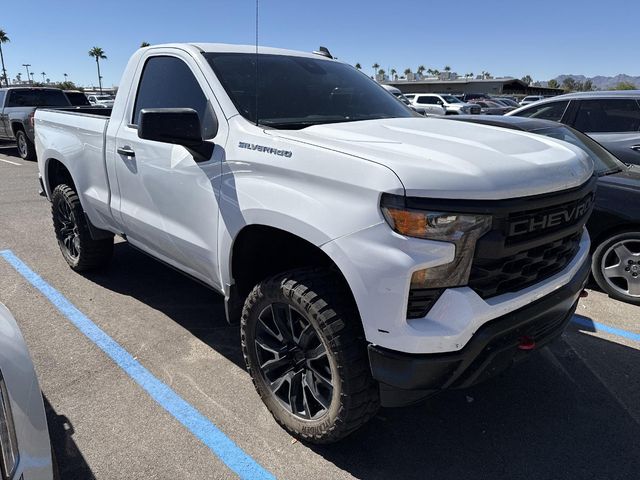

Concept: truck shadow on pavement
[[44, 395, 95, 480], [83, 243, 640, 480], [84, 242, 245, 369], [312, 322, 640, 480]]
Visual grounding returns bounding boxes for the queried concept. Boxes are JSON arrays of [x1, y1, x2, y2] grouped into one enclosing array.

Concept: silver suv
[[508, 91, 640, 165]]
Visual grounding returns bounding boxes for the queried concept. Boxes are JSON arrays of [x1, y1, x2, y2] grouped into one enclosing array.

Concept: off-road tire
[[52, 184, 113, 271], [241, 268, 380, 443]]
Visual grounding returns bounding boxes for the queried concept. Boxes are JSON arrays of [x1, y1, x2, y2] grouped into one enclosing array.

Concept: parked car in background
[[63, 90, 91, 106], [446, 114, 640, 305], [508, 91, 640, 166], [405, 93, 480, 115], [0, 303, 55, 479], [469, 99, 513, 115], [86, 94, 115, 108], [381, 85, 428, 115], [0, 87, 71, 160], [458, 93, 491, 103], [403, 93, 447, 115], [520, 95, 545, 106], [492, 97, 520, 108]]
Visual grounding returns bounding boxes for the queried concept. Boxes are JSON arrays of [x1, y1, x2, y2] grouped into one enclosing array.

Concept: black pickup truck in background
[[0, 87, 71, 160]]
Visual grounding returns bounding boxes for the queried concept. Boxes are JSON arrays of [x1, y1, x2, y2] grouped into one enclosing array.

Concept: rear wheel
[[52, 184, 113, 271], [592, 231, 640, 305], [241, 268, 379, 443], [16, 129, 36, 161]]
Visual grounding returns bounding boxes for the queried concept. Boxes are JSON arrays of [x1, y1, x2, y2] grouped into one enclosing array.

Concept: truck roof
[[150, 42, 335, 61]]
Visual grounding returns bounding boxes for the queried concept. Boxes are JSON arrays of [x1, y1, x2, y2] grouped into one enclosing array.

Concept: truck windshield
[[204, 52, 413, 129], [6, 89, 70, 107]]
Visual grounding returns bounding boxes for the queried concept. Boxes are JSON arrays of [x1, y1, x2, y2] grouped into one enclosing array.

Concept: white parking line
[[0, 158, 21, 166]]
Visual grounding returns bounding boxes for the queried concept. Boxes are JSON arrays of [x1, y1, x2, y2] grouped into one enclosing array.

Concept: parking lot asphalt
[[1, 143, 639, 480]]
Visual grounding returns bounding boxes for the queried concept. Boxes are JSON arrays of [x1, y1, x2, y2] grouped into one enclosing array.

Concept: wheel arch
[[44, 157, 76, 197], [225, 224, 360, 325]]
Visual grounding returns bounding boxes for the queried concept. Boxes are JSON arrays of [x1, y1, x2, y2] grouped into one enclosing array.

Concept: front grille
[[468, 232, 582, 298], [469, 105, 481, 114]]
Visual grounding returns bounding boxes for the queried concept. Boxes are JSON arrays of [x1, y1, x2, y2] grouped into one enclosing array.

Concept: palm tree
[[140, 42, 151, 48], [390, 68, 397, 80], [89, 46, 107, 93], [63, 73, 68, 82], [372, 63, 380, 78], [41, 72, 46, 83], [0, 29, 9, 86], [355, 63, 361, 71], [403, 68, 412, 76], [444, 65, 451, 72]]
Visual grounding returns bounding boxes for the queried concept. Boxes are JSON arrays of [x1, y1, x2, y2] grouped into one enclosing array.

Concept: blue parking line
[[572, 315, 640, 343], [0, 249, 275, 480]]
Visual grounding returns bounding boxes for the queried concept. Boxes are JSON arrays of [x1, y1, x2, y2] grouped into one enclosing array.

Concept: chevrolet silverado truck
[[0, 87, 72, 160], [35, 43, 595, 443]]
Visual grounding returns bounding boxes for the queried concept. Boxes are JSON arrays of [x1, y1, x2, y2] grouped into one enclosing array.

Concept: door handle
[[630, 145, 640, 152], [117, 146, 135, 157]]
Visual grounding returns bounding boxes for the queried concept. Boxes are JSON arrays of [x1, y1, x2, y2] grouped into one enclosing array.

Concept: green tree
[[444, 65, 451, 72], [521, 74, 533, 85], [372, 63, 380, 78], [417, 65, 426, 77], [140, 41, 151, 48], [547, 79, 560, 89], [355, 62, 362, 70], [582, 79, 593, 91], [0, 29, 9, 86], [88, 46, 107, 93], [390, 68, 397, 79], [612, 81, 637, 90], [562, 77, 577, 92], [403, 68, 412, 76]]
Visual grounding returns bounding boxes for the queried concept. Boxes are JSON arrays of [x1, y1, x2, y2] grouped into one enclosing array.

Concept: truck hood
[[271, 117, 593, 199]]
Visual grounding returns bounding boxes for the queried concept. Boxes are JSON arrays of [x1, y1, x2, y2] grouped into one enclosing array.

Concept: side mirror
[[138, 108, 214, 161]]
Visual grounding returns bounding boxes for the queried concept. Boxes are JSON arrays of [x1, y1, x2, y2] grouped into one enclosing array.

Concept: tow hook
[[518, 335, 536, 351]]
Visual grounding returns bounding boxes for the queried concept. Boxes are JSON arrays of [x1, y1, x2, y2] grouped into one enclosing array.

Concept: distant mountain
[[549, 74, 640, 90]]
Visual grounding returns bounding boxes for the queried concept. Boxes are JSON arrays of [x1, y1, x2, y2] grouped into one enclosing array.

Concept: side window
[[133, 56, 216, 138], [0, 90, 5, 107], [515, 100, 569, 122], [573, 99, 640, 133], [417, 96, 436, 105]]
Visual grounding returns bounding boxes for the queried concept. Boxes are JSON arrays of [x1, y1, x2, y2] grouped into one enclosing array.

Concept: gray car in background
[[508, 91, 640, 166]]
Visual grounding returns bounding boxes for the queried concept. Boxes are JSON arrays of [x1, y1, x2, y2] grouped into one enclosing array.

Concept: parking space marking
[[0, 158, 21, 166], [0, 249, 275, 480], [572, 315, 640, 342]]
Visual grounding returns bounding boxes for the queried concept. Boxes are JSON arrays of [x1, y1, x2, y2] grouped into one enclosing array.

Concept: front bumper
[[368, 251, 590, 407]]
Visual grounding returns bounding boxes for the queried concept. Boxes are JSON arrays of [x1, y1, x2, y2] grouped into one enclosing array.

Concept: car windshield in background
[[441, 95, 462, 103], [534, 126, 624, 175], [204, 53, 413, 129], [6, 89, 70, 107], [64, 91, 90, 106]]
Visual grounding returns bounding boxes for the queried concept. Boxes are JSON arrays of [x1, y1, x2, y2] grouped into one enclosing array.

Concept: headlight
[[381, 198, 492, 289], [0, 373, 19, 480], [460, 106, 470, 113]]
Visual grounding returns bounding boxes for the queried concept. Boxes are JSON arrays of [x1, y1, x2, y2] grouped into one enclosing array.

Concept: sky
[[2, 0, 639, 87]]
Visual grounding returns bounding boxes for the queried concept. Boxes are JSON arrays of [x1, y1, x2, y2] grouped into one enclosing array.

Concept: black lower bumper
[[369, 254, 591, 407]]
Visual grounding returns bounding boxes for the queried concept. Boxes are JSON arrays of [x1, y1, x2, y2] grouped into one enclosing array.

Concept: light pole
[[22, 64, 31, 84], [29, 72, 34, 83], [63, 73, 68, 82]]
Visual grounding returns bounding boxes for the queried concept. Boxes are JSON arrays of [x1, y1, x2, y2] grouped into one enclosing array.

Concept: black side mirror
[[138, 108, 214, 161]]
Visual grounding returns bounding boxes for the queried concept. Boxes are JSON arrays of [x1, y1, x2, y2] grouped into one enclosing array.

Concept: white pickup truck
[[35, 43, 595, 443]]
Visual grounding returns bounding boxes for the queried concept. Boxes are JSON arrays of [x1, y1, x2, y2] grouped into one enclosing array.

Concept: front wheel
[[52, 184, 114, 271], [16, 129, 36, 161], [592, 231, 640, 305], [241, 268, 379, 443]]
